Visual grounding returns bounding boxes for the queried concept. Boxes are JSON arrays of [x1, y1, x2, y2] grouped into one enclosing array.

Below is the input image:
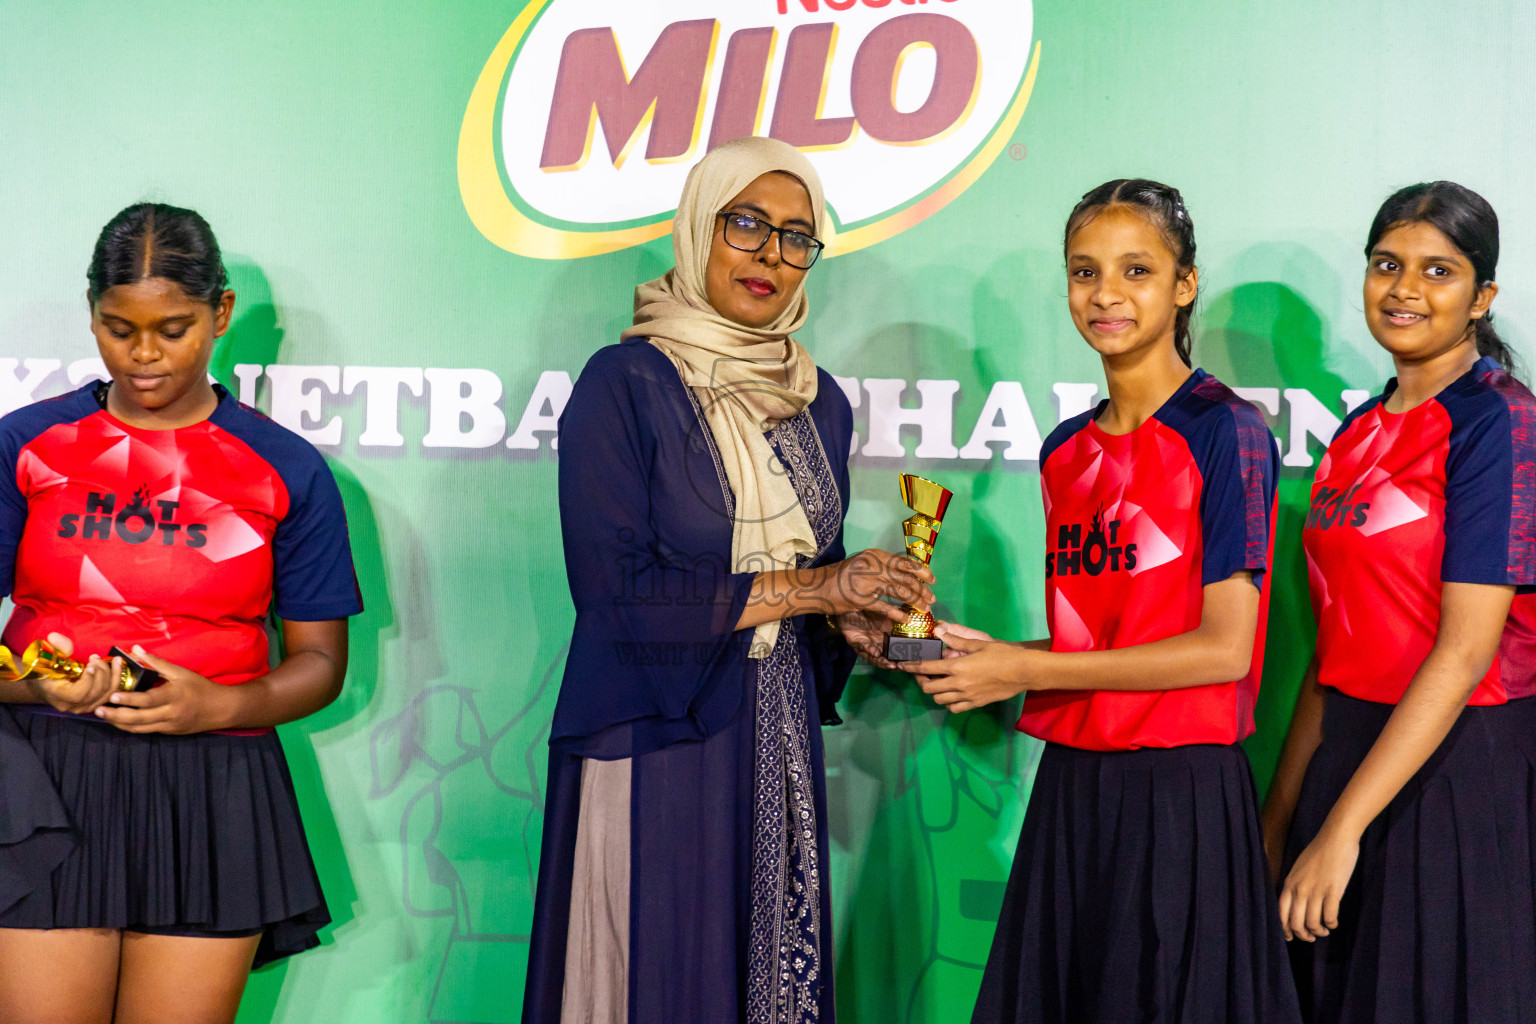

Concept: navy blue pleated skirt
[[0, 706, 329, 967], [1283, 689, 1536, 1024], [973, 742, 1301, 1024]]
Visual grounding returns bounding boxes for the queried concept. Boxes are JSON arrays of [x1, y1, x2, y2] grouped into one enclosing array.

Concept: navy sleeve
[[558, 350, 755, 636], [1442, 386, 1536, 586], [1196, 402, 1278, 589], [0, 422, 30, 599], [0, 388, 101, 598], [213, 400, 362, 621], [270, 455, 364, 620], [553, 346, 758, 748]]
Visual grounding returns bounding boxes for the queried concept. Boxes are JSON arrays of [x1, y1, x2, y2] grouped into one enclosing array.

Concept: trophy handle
[[902, 514, 941, 565]]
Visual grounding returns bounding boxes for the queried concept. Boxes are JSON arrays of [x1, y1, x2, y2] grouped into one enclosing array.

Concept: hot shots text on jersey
[[1305, 484, 1370, 530], [56, 488, 209, 548], [1046, 507, 1137, 578]]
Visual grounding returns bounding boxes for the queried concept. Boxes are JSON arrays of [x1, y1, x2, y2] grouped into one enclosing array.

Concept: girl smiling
[[907, 179, 1300, 1024], [1265, 181, 1536, 1024]]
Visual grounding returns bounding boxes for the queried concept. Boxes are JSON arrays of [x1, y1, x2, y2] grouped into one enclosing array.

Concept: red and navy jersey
[[0, 383, 362, 698], [1304, 356, 1536, 705], [1018, 370, 1279, 751]]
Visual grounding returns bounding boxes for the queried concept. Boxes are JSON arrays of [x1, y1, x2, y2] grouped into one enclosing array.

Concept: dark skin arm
[[734, 549, 936, 630], [92, 619, 349, 734], [904, 573, 1258, 712], [1279, 581, 1511, 942], [1260, 656, 1325, 884], [0, 633, 125, 715], [735, 549, 936, 669]]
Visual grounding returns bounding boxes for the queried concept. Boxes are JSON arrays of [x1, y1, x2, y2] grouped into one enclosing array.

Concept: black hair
[[1064, 178, 1198, 366], [1365, 181, 1514, 374], [87, 203, 228, 307]]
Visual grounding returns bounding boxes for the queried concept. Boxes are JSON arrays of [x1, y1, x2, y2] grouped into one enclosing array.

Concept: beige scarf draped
[[621, 137, 828, 658]]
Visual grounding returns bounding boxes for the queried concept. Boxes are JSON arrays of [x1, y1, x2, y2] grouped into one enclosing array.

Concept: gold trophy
[[883, 474, 953, 662], [0, 639, 160, 692]]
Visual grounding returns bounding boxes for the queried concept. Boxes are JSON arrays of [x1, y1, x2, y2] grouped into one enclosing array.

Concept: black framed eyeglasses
[[716, 210, 824, 270]]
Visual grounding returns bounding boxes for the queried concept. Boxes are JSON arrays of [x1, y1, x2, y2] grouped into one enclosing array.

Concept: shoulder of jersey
[[1185, 373, 1269, 432], [0, 387, 98, 446], [1183, 373, 1285, 463], [1460, 361, 1536, 425], [1040, 407, 1097, 467], [216, 396, 332, 472]]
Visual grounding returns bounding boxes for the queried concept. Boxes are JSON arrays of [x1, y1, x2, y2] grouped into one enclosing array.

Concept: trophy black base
[[884, 635, 943, 663], [110, 646, 163, 692]]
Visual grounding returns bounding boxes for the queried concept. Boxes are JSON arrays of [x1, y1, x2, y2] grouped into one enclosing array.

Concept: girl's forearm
[[1320, 654, 1480, 838], [1032, 622, 1254, 692], [218, 649, 346, 730], [1027, 574, 1259, 692], [218, 619, 350, 730], [0, 678, 43, 704], [1319, 582, 1511, 840]]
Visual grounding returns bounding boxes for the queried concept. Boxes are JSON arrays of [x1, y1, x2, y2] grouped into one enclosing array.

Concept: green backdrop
[[1, 2, 1531, 1021]]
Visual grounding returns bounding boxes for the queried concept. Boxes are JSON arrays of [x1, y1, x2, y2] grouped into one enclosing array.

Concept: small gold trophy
[[883, 474, 953, 662], [0, 640, 160, 692]]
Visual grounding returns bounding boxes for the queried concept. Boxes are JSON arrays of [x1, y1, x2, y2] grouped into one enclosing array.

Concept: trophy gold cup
[[0, 640, 160, 692], [883, 474, 954, 662]]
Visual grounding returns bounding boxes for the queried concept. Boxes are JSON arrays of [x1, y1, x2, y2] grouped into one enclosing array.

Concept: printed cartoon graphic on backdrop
[[368, 647, 568, 1024], [460, 0, 1041, 259]]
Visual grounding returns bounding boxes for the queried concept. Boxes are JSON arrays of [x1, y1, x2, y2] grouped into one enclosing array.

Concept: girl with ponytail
[[1265, 181, 1536, 1023], [905, 180, 1300, 1023]]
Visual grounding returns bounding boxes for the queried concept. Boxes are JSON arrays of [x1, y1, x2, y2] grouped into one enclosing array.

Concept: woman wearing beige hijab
[[523, 137, 933, 1024]]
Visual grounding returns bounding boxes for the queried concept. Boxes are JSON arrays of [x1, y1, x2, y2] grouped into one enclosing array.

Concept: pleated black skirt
[[1283, 689, 1536, 1024], [0, 707, 329, 968], [973, 742, 1301, 1024]]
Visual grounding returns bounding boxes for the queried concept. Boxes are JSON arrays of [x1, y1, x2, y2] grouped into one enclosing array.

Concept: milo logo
[[460, 0, 1039, 259]]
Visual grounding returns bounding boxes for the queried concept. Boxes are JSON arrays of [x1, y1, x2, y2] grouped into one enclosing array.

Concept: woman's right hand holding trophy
[[824, 474, 955, 670], [825, 548, 938, 670], [735, 476, 946, 670]]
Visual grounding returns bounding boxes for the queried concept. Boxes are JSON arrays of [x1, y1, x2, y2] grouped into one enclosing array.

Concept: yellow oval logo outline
[[458, 0, 1041, 261]]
